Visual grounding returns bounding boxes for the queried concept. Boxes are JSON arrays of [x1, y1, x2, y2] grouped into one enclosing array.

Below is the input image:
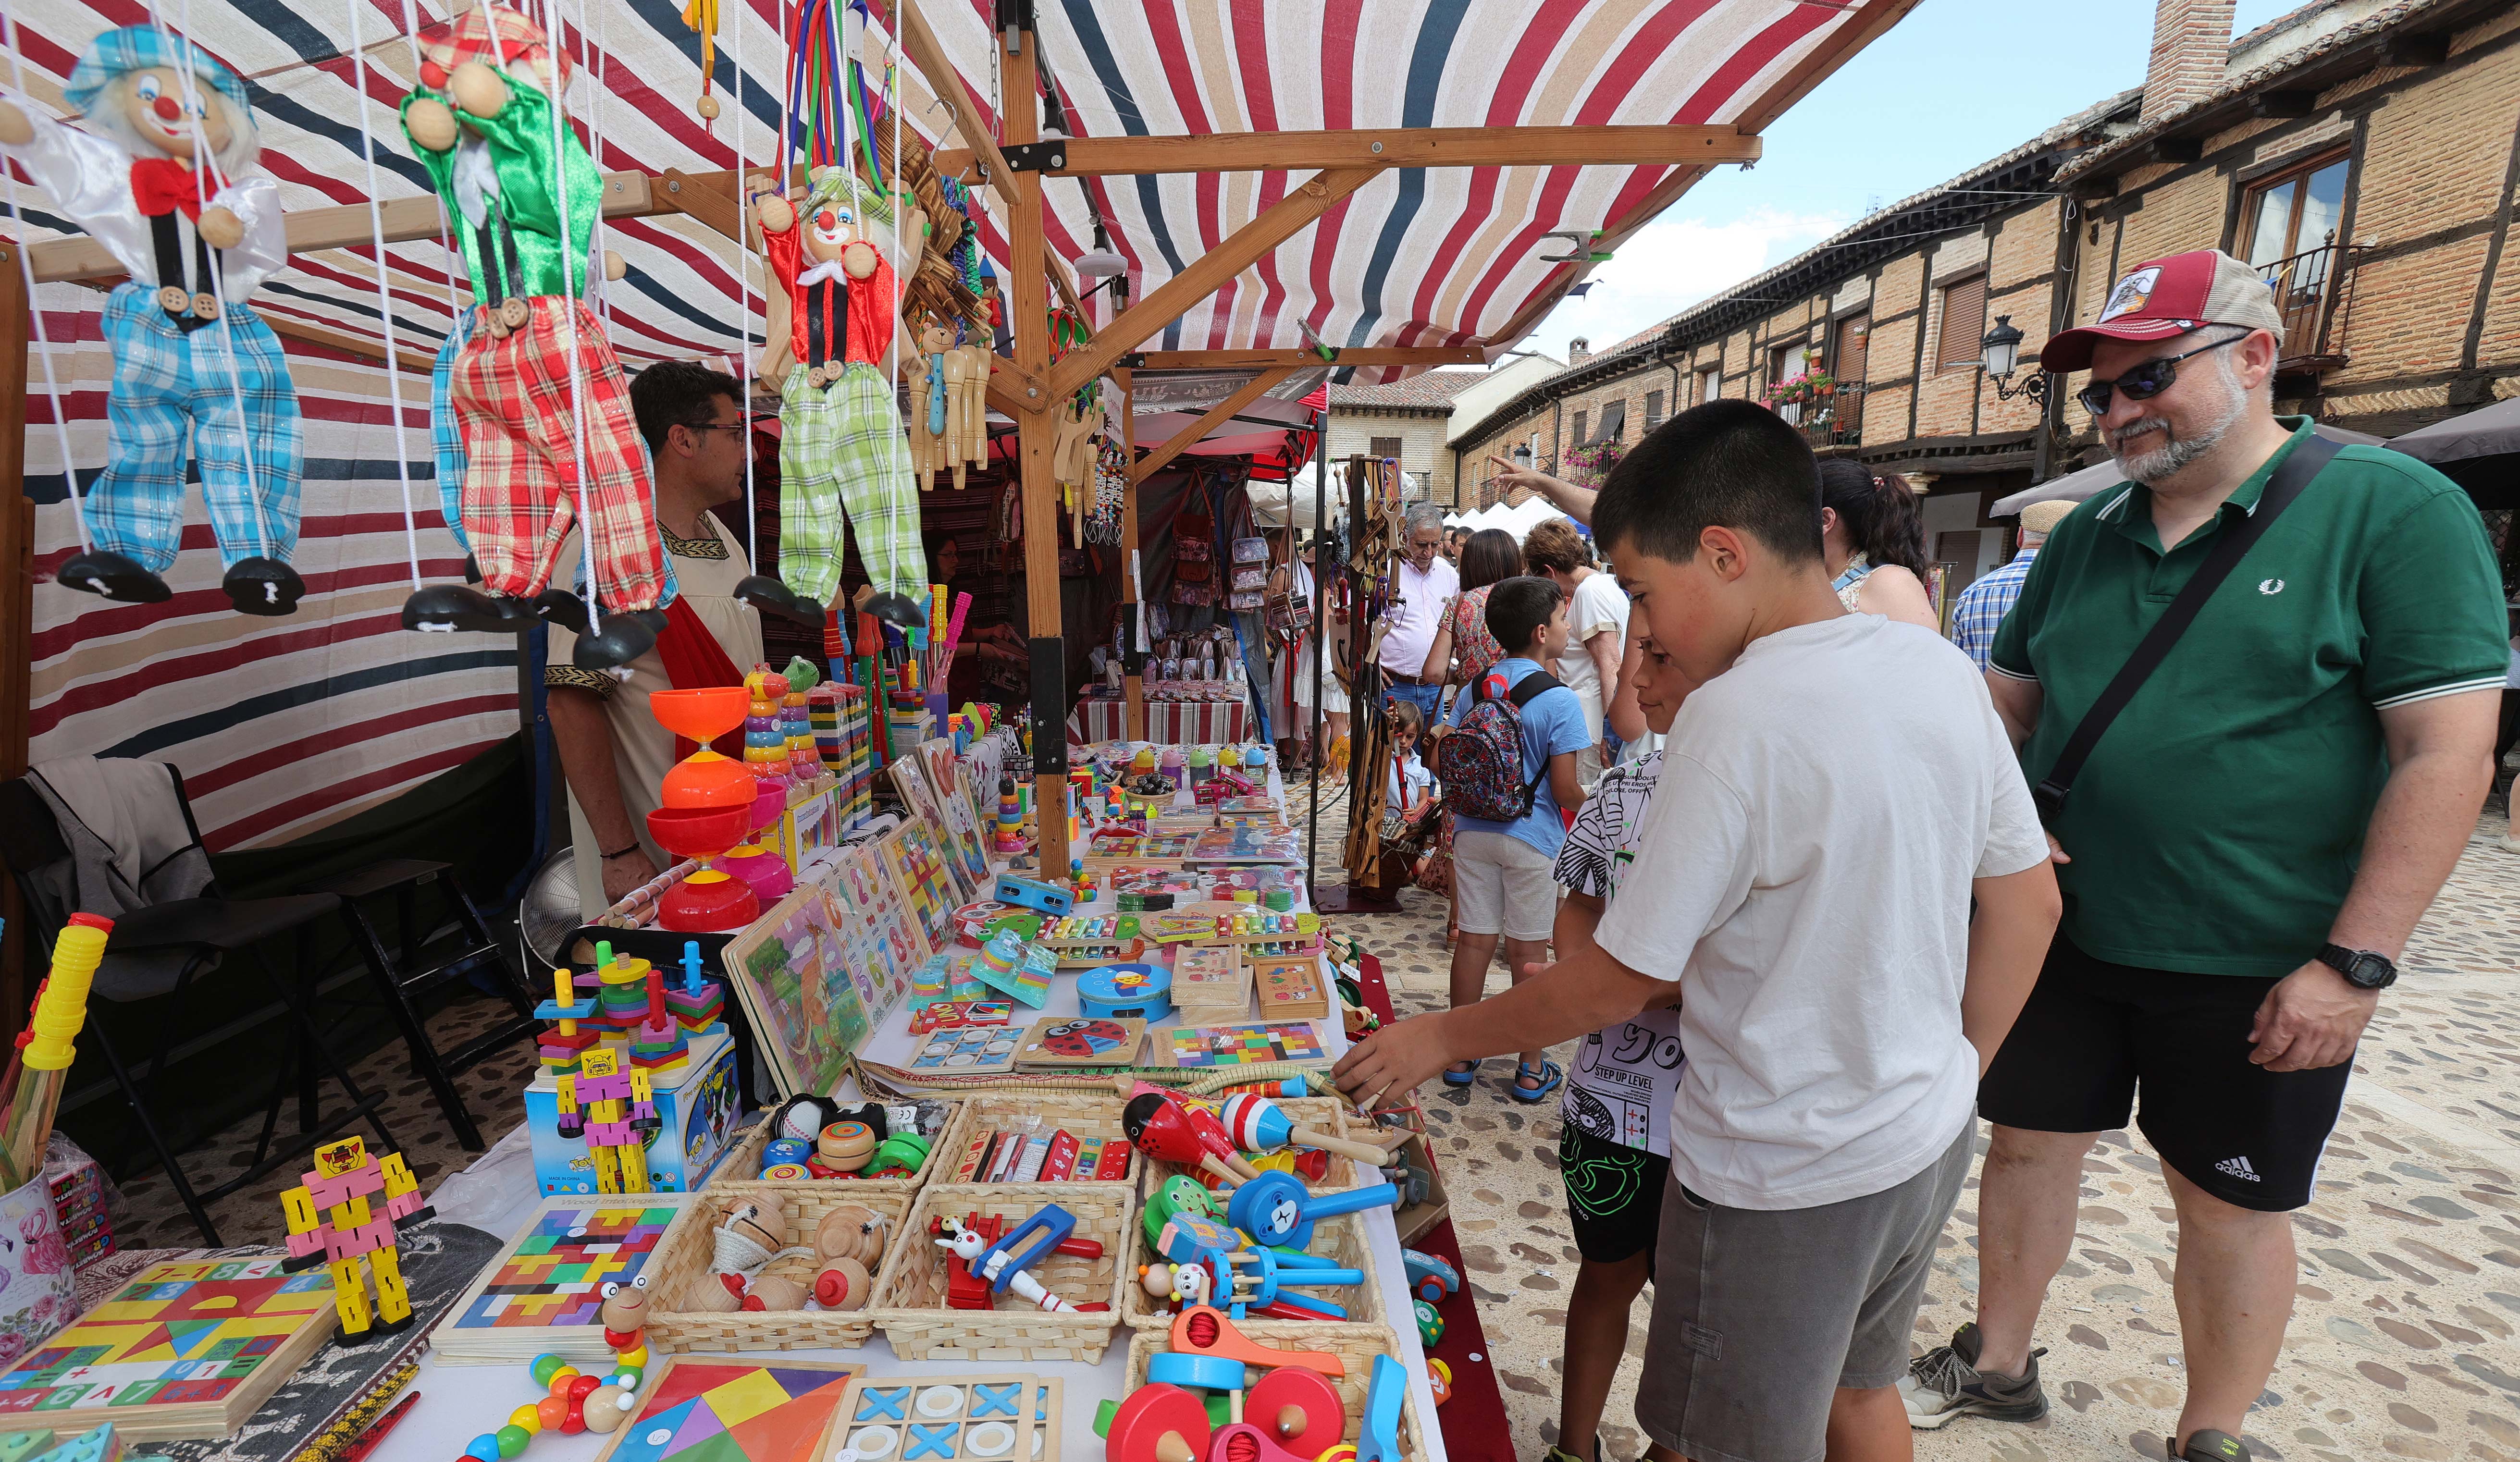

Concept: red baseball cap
[[2040, 249, 2286, 373]]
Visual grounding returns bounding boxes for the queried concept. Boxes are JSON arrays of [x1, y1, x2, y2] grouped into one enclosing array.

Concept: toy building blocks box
[[524, 1031, 741, 1196]]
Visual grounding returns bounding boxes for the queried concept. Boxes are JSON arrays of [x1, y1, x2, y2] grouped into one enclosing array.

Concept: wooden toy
[[1141, 1174, 1220, 1246], [435, 1196, 694, 1364], [1248, 1368, 1345, 1455], [1152, 1217, 1359, 1320], [1217, 1095, 1389, 1166], [584, 1357, 862, 1462], [1403, 1248, 1460, 1305], [744, 1274, 809, 1312], [1104, 1385, 1210, 1462], [934, 1209, 1111, 1314], [554, 1046, 663, 1194], [1168, 947, 1251, 1022], [816, 1121, 879, 1171], [828, 1376, 1061, 1462], [992, 872, 1073, 917], [0, 1436, 49, 1462], [1413, 1298, 1442, 1345], [1122, 1094, 1260, 1190], [1161, 1022, 1328, 1069], [0, 913, 107, 1189], [907, 1026, 1021, 1074], [1075, 962, 1173, 1020], [1035, 916, 1149, 966], [1356, 1356, 1406, 1462], [814, 1257, 875, 1310], [1166, 1306, 1346, 1376], [1226, 1172, 1400, 1250], [1427, 1358, 1452, 1407], [908, 1000, 1014, 1034], [277, 1135, 433, 1345], [1249, 958, 1330, 1021], [1016, 1016, 1147, 1068], [815, 1204, 889, 1267]]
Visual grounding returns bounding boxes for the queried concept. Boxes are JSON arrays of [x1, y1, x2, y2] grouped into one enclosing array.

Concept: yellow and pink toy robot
[[278, 1136, 434, 1345]]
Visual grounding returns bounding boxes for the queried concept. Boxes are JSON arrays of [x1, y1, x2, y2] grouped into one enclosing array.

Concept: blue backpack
[[1442, 670, 1560, 822]]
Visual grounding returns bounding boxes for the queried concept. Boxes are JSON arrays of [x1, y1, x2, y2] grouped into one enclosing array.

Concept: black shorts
[[1979, 935, 2352, 1212], [1559, 1124, 1668, 1265]]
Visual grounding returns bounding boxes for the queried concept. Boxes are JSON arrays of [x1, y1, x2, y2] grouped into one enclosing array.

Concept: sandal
[[1441, 1059, 1483, 1087], [1508, 1060, 1563, 1104]]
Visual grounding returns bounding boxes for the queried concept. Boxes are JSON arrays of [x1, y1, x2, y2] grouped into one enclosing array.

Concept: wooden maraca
[[1218, 1093, 1393, 1165], [1123, 1093, 1258, 1189]]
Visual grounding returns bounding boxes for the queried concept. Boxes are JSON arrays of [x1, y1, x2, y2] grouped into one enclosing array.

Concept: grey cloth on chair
[[27, 756, 218, 995]]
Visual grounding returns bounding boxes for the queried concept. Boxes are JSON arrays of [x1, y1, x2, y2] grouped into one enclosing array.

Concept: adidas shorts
[[1977, 935, 2353, 1213]]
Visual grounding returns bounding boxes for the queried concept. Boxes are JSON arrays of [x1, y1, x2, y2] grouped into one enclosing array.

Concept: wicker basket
[[640, 1183, 916, 1352], [1122, 1323, 1428, 1461], [715, 1105, 952, 1197], [1135, 1097, 1384, 1195], [935, 1094, 1140, 1184], [872, 1182, 1133, 1363], [1122, 1209, 1383, 1332]]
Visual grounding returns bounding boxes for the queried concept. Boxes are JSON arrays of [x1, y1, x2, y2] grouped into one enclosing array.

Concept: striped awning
[[7, 0, 1900, 847]]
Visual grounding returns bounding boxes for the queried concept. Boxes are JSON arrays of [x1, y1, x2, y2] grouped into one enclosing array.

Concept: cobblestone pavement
[[1321, 800, 2520, 1462]]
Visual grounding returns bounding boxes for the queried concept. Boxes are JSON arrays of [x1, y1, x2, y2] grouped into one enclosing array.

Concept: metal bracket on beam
[[1004, 140, 1070, 173], [1116, 353, 1146, 369], [1028, 642, 1068, 780]]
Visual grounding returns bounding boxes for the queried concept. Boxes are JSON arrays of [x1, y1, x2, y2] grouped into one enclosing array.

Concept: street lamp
[[1980, 315, 2047, 405]]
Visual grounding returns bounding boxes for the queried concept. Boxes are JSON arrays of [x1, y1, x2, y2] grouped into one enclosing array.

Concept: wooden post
[[1001, 18, 1070, 879], [0, 244, 32, 1038], [1117, 367, 1144, 741]]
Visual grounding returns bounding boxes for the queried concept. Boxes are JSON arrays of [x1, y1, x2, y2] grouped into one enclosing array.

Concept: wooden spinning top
[[813, 1256, 873, 1310], [814, 1204, 887, 1265], [743, 1272, 808, 1311]]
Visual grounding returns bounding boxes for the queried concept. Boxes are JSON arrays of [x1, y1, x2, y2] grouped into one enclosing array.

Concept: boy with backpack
[[1424, 575, 1591, 1103], [1337, 401, 2061, 1462]]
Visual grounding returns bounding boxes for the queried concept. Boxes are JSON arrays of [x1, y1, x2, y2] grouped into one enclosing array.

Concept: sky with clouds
[[1518, 0, 2299, 363]]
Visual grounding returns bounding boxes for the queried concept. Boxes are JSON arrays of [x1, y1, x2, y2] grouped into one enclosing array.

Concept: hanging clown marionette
[[0, 27, 304, 614], [395, 7, 667, 671], [742, 166, 927, 629]]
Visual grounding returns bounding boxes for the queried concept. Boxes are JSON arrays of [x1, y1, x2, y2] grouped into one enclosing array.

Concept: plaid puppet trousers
[[95, 283, 302, 572], [451, 296, 668, 611], [778, 361, 925, 608], [431, 305, 474, 553]]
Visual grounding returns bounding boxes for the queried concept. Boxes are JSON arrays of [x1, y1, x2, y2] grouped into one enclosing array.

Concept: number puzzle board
[[826, 845, 927, 1021], [435, 1197, 694, 1364], [823, 1376, 1061, 1462], [0, 1256, 338, 1442], [721, 886, 871, 1100], [907, 1025, 1021, 1074], [589, 1356, 865, 1462], [1161, 1021, 1329, 1068]]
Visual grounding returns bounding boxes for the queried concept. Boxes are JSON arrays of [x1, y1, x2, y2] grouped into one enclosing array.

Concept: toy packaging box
[[524, 1031, 741, 1194]]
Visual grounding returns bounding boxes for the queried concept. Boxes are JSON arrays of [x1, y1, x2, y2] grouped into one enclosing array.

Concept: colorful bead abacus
[[459, 1281, 650, 1459]]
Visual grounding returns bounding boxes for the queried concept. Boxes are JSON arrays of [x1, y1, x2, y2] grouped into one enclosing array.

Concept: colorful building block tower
[[278, 1135, 434, 1345], [554, 1046, 662, 1195]]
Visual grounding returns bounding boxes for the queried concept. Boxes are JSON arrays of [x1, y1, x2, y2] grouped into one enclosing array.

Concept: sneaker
[[1899, 1323, 2048, 1429], [2174, 1430, 2249, 1462]]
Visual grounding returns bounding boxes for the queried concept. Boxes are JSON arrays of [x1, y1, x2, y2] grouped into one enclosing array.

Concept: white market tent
[[3, 0, 1921, 880]]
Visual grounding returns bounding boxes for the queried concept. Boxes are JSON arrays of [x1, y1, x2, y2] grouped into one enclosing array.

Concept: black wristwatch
[[2316, 944, 2398, 991]]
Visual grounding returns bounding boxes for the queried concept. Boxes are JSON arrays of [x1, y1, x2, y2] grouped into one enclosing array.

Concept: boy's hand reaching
[[1333, 1011, 1458, 1110]]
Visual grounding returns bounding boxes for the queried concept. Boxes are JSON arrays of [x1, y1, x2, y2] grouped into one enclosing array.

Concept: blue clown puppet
[[0, 26, 305, 614]]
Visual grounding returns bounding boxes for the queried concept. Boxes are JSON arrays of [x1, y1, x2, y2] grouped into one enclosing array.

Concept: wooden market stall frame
[[1, 0, 1930, 1007]]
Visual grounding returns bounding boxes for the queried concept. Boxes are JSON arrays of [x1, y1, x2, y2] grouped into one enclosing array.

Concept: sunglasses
[[2075, 332, 2252, 417]]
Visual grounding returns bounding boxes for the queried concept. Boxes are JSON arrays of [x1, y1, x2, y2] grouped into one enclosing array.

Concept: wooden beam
[[986, 355, 1050, 409], [1130, 367, 1295, 485], [938, 124, 1758, 178], [31, 171, 655, 285], [265, 315, 436, 376], [1129, 346, 1481, 371], [1051, 169, 1376, 398], [1116, 366, 1143, 740], [0, 240, 30, 1040], [1001, 20, 1068, 878]]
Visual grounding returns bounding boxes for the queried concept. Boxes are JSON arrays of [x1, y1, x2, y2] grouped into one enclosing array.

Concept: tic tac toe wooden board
[[0, 1256, 338, 1442], [822, 1376, 1061, 1462], [1160, 1021, 1329, 1069], [905, 1024, 1022, 1074], [1013, 1016, 1147, 1069], [589, 1356, 865, 1462], [433, 1195, 699, 1364]]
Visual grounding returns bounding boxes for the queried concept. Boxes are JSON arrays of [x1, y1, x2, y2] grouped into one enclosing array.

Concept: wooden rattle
[[1219, 1093, 1393, 1166], [813, 1256, 873, 1310], [814, 1203, 887, 1266]]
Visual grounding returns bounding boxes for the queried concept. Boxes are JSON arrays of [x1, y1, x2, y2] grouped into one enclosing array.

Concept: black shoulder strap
[[2032, 434, 2341, 824], [1500, 670, 1563, 811]]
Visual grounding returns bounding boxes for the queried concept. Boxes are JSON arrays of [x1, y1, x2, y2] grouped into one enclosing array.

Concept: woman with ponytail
[[1818, 459, 1940, 629]]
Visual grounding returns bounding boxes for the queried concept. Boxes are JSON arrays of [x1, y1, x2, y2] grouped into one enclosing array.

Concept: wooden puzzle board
[[1251, 958, 1330, 1020], [1013, 1017, 1147, 1069], [1159, 1021, 1329, 1069], [589, 1356, 865, 1462], [822, 1376, 1060, 1462], [906, 1025, 1021, 1074], [435, 1197, 696, 1364]]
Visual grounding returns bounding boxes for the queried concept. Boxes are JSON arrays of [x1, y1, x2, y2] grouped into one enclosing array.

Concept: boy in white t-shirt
[[1336, 400, 2061, 1462], [1545, 628, 1697, 1462]]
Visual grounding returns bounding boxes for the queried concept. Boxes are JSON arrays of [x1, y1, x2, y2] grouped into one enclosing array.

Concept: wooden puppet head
[[64, 27, 258, 173]]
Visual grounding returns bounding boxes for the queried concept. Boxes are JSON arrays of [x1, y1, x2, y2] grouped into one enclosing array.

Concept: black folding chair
[[0, 768, 398, 1245]]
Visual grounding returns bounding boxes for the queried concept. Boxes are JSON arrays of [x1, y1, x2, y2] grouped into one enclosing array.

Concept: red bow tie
[[130, 158, 208, 221]]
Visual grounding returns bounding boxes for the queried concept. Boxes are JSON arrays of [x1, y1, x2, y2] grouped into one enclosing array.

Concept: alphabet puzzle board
[[435, 1197, 695, 1364], [589, 1356, 865, 1462], [822, 1376, 1061, 1462], [0, 1256, 338, 1442]]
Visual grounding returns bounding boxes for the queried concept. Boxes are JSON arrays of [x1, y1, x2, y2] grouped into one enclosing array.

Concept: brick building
[[1451, 0, 2520, 608], [1323, 369, 1488, 502]]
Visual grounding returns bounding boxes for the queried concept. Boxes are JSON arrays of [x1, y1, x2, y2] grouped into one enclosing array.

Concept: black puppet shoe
[[402, 584, 536, 634], [864, 589, 927, 630], [55, 550, 172, 604], [222, 557, 307, 616], [532, 588, 592, 634], [733, 574, 828, 626], [570, 609, 657, 671]]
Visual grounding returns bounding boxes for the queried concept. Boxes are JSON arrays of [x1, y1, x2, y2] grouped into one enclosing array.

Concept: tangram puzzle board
[[0, 1258, 333, 1424], [1163, 1022, 1328, 1068], [447, 1203, 680, 1334], [592, 1356, 863, 1462], [826, 1376, 1060, 1462]]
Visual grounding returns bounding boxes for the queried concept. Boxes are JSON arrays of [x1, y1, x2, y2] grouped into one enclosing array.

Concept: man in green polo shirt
[[1900, 250, 2507, 1462]]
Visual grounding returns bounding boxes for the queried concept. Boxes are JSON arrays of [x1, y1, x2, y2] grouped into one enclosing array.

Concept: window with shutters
[[1596, 399, 1626, 442], [1644, 390, 1665, 429], [1571, 410, 1589, 446], [1832, 314, 1869, 439], [1369, 435, 1403, 461], [1697, 368, 1720, 404], [1769, 343, 1805, 387], [1936, 273, 1989, 372]]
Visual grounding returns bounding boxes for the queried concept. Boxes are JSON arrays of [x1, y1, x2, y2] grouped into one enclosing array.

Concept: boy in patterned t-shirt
[[1543, 630, 1697, 1462]]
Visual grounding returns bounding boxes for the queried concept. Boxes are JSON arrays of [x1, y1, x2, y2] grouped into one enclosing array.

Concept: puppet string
[[343, 0, 424, 590], [0, 13, 94, 553]]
